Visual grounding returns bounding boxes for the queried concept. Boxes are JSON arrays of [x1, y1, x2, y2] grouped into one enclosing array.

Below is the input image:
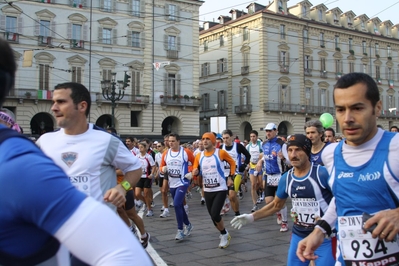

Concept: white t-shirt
[[136, 153, 155, 178], [37, 124, 141, 211]]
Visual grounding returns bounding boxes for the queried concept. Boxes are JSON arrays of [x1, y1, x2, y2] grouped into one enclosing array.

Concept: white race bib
[[290, 198, 320, 227], [338, 215, 399, 264]]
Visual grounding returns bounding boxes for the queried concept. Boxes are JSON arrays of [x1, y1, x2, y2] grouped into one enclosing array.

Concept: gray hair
[[304, 120, 325, 134]]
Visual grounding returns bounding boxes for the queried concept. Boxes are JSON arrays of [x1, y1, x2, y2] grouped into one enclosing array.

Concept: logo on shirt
[[62, 152, 78, 167], [337, 172, 354, 179], [358, 171, 381, 182], [296, 186, 306, 190]]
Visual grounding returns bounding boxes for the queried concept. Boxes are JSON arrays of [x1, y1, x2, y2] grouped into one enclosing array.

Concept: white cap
[[153, 141, 159, 144], [264, 123, 277, 130]]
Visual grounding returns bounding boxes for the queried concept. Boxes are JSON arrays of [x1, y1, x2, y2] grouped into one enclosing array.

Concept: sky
[[199, 0, 399, 25]]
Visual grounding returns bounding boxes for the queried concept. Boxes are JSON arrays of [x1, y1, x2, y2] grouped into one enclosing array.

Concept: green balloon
[[320, 113, 334, 128]]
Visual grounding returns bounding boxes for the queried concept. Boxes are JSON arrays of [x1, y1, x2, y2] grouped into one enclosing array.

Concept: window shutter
[[82, 0, 86, 7], [165, 4, 169, 20], [67, 23, 72, 39], [51, 21, 56, 37], [127, 30, 132, 46], [98, 27, 103, 42], [175, 5, 180, 22], [131, 70, 136, 94], [207, 62, 210, 75], [164, 34, 168, 50], [35, 21, 40, 36], [217, 59, 221, 73], [278, 51, 281, 66], [77, 67, 82, 84], [164, 73, 168, 94], [83, 24, 88, 41], [140, 0, 146, 18], [247, 87, 250, 105], [141, 31, 145, 48], [45, 65, 50, 90], [113, 29, 117, 45], [287, 52, 290, 66], [325, 89, 329, 107], [223, 58, 227, 72], [177, 36, 181, 51], [310, 56, 313, 70], [318, 89, 321, 106], [136, 72, 141, 94], [0, 16, 5, 31], [100, 0, 104, 10], [278, 84, 282, 103], [128, 0, 133, 15], [112, 0, 116, 12], [17, 16, 22, 34]]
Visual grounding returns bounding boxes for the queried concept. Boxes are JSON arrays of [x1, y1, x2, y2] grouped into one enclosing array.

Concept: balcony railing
[[4, 32, 19, 43], [160, 97, 201, 109], [320, 71, 328, 78], [38, 36, 52, 46], [167, 50, 178, 59], [234, 104, 252, 114], [263, 102, 335, 114], [199, 107, 227, 119], [241, 66, 249, 75], [380, 110, 399, 118], [280, 65, 289, 74], [70, 39, 85, 49], [304, 68, 312, 76], [96, 93, 150, 106]]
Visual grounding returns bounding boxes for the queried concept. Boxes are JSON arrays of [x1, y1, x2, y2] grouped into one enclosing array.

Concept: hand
[[296, 228, 325, 262], [364, 209, 399, 242], [230, 214, 254, 230], [162, 166, 168, 173], [185, 172, 193, 180], [192, 168, 199, 176], [103, 186, 126, 208], [238, 164, 246, 173]]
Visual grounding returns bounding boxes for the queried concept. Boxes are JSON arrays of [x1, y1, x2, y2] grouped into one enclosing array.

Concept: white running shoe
[[161, 206, 165, 212], [251, 204, 258, 212], [184, 223, 193, 236], [219, 232, 231, 249], [277, 213, 282, 225], [160, 209, 170, 218], [169, 202, 174, 207], [146, 210, 154, 217], [200, 198, 205, 205], [280, 223, 289, 232], [151, 201, 155, 208], [175, 229, 185, 241]]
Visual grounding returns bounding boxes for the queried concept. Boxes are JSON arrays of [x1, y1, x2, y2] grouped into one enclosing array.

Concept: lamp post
[[101, 72, 129, 128]]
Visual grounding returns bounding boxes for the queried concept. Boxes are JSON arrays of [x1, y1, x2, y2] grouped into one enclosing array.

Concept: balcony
[[320, 71, 328, 78], [200, 106, 227, 119], [96, 93, 150, 108], [234, 104, 252, 115], [4, 32, 19, 43], [70, 39, 85, 49], [38, 36, 52, 46], [304, 68, 312, 76], [241, 66, 249, 75], [167, 50, 178, 59], [380, 110, 399, 118], [7, 88, 54, 104], [160, 96, 201, 110], [263, 102, 335, 114], [280, 65, 289, 74]]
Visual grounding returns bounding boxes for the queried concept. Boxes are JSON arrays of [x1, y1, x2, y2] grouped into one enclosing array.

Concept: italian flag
[[38, 90, 52, 99]]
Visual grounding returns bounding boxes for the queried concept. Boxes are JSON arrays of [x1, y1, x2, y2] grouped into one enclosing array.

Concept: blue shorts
[[248, 168, 263, 176]]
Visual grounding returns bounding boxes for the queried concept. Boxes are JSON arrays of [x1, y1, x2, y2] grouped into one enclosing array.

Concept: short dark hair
[[325, 127, 335, 137], [250, 130, 258, 136], [222, 129, 233, 136], [334, 73, 380, 108], [0, 38, 16, 106], [107, 127, 117, 134], [168, 133, 180, 141], [126, 136, 137, 142], [390, 126, 398, 131], [54, 82, 91, 117]]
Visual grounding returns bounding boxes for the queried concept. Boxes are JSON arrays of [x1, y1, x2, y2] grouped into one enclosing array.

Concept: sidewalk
[[140, 184, 292, 266]]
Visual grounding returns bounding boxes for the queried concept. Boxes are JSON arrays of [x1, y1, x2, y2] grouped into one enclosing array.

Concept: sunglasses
[[157, 145, 162, 148]]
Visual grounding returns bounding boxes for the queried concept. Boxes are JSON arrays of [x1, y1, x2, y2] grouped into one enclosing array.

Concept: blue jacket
[[262, 137, 284, 175]]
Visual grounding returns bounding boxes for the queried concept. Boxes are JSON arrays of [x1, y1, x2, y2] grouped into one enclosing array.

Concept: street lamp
[[101, 72, 129, 128]]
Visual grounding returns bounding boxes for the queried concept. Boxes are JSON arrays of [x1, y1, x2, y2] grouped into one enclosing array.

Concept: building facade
[[1, 0, 203, 141], [199, 0, 399, 139]]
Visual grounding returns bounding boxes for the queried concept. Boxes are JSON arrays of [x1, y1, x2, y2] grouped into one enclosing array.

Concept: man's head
[[286, 134, 312, 168], [222, 129, 233, 146], [168, 133, 180, 151], [264, 123, 278, 140], [324, 127, 336, 143], [390, 126, 398, 133], [164, 133, 170, 148], [249, 130, 258, 144], [304, 120, 324, 145], [334, 73, 382, 146], [0, 38, 16, 107], [202, 132, 216, 151], [197, 140, 204, 151], [156, 141, 165, 152], [125, 136, 137, 150]]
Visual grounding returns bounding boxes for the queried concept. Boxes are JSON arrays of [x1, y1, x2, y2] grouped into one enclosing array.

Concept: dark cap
[[286, 134, 312, 158]]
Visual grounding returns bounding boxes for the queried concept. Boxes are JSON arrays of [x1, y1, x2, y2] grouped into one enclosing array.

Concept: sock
[[164, 208, 169, 212], [220, 228, 227, 235], [235, 211, 240, 216]]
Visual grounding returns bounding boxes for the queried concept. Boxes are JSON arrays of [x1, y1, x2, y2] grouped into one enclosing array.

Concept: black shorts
[[264, 185, 278, 197], [158, 177, 168, 188], [136, 178, 153, 189], [124, 190, 135, 210]]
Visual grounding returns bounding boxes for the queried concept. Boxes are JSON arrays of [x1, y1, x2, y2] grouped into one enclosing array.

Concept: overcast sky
[[199, 0, 399, 25]]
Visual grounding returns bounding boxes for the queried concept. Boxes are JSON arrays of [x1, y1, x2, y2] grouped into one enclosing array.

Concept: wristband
[[315, 220, 332, 236]]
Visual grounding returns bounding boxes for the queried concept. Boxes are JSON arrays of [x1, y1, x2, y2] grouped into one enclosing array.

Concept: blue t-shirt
[[0, 125, 86, 257]]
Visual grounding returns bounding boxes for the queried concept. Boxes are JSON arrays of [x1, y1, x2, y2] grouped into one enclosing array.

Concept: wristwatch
[[120, 180, 132, 191]]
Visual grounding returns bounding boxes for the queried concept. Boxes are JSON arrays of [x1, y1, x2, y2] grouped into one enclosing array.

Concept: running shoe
[[256, 197, 263, 204], [151, 201, 155, 208], [277, 213, 282, 224], [251, 204, 258, 212], [169, 202, 174, 207], [146, 210, 154, 217], [141, 232, 150, 248], [280, 222, 289, 232], [218, 232, 231, 249], [200, 198, 205, 205], [238, 190, 243, 200], [160, 209, 170, 218], [161, 206, 165, 212], [175, 229, 185, 241], [184, 223, 193, 236]]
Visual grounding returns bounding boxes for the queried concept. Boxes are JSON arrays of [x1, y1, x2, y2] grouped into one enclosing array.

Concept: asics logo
[[358, 171, 381, 182], [296, 186, 306, 190], [337, 172, 354, 179], [264, 154, 274, 160]]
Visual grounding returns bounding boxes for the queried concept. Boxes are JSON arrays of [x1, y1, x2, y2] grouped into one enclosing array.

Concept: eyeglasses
[[157, 145, 162, 148]]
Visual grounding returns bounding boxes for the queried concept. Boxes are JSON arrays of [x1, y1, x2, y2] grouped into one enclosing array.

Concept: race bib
[[69, 175, 90, 196], [338, 215, 399, 265], [267, 173, 280, 186], [290, 198, 320, 227], [203, 174, 220, 188]]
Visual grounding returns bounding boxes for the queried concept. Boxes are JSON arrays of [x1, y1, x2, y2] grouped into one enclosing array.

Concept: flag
[[38, 90, 52, 99], [23, 50, 33, 67]]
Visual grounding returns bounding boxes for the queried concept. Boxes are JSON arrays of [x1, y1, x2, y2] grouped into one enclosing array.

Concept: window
[[349, 62, 354, 73], [318, 9, 323, 21], [375, 43, 379, 56], [304, 55, 313, 75], [203, 40, 208, 51], [132, 0, 140, 16], [280, 24, 286, 40], [131, 31, 140, 47], [335, 59, 342, 73], [386, 25, 391, 36], [167, 74, 177, 95], [320, 32, 325, 47], [333, 13, 338, 22], [348, 38, 353, 51], [103, 0, 112, 12], [168, 35, 177, 50], [102, 28, 112, 44], [388, 45, 392, 57], [347, 17, 352, 26], [5, 16, 17, 41], [279, 51, 289, 72], [305, 87, 311, 104], [243, 51, 249, 67], [361, 21, 365, 30], [376, 66, 381, 79], [334, 35, 340, 50], [220, 35, 224, 46], [362, 41, 367, 54], [168, 4, 177, 21], [201, 63, 210, 77], [243, 27, 249, 41], [71, 66, 82, 83], [374, 23, 379, 34], [39, 20, 50, 37], [280, 85, 288, 105], [387, 67, 393, 80], [131, 70, 141, 95], [217, 58, 227, 73], [39, 64, 50, 90], [363, 64, 368, 73], [320, 89, 326, 106], [72, 24, 82, 40], [241, 86, 249, 105], [218, 90, 226, 110], [303, 29, 308, 44], [320, 58, 326, 71], [72, 0, 84, 7], [302, 5, 307, 17]]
